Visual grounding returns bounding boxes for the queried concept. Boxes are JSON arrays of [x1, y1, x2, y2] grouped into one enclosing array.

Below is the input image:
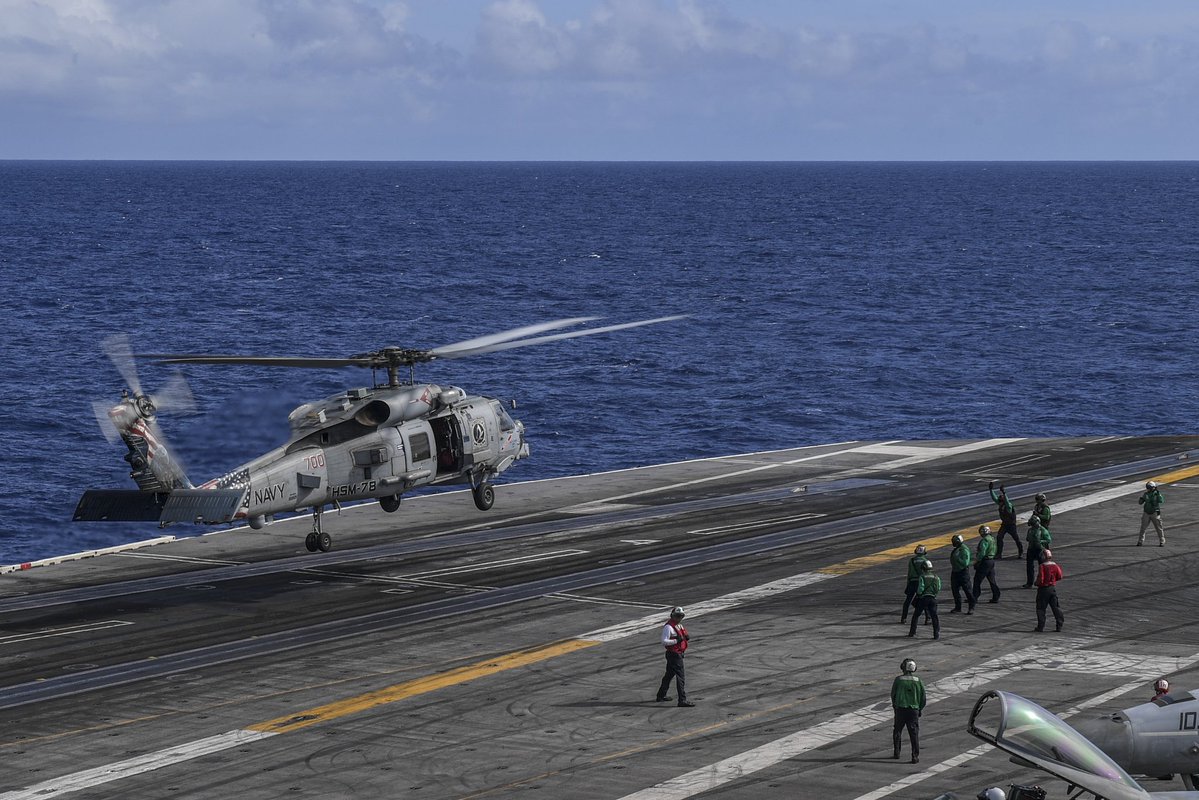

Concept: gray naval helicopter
[[75, 316, 683, 553]]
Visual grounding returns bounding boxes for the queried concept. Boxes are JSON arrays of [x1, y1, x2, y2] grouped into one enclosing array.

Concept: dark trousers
[[1036, 586, 1064, 631], [909, 596, 939, 637], [657, 650, 686, 701], [1025, 544, 1042, 587], [996, 520, 1022, 558], [972, 558, 1000, 602], [893, 707, 920, 757], [901, 579, 919, 621], [951, 569, 974, 611]]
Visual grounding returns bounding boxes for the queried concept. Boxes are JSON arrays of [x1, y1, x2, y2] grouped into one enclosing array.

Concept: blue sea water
[[2, 161, 1197, 564]]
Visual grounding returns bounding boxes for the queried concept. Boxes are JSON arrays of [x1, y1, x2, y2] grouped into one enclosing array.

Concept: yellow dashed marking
[[248, 638, 599, 734], [817, 521, 1000, 575], [1151, 463, 1199, 484]]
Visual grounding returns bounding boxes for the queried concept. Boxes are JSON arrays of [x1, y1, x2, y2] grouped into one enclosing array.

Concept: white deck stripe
[[0, 730, 276, 800]]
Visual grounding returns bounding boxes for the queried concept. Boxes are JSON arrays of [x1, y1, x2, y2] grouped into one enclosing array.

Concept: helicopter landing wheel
[[379, 494, 401, 513], [472, 482, 495, 511], [305, 532, 319, 552], [316, 532, 333, 552]]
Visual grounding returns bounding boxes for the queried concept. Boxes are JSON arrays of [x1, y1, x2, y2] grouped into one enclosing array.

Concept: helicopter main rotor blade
[[428, 317, 599, 358], [101, 334, 143, 396], [431, 315, 689, 360], [139, 355, 370, 369]]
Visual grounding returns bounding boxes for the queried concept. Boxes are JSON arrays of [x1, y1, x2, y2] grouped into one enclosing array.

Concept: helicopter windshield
[[968, 691, 1148, 800], [494, 403, 516, 432]]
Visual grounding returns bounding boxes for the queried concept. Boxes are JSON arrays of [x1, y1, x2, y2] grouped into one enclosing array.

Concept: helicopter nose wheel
[[472, 482, 495, 511]]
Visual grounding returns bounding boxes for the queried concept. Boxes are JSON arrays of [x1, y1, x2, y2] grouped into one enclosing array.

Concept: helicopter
[[74, 316, 684, 553]]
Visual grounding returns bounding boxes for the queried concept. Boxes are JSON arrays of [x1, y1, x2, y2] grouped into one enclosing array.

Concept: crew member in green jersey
[[891, 657, 926, 763], [1137, 480, 1165, 546], [972, 525, 1000, 604], [989, 481, 1022, 558], [949, 534, 975, 614], [908, 560, 941, 640], [1023, 516, 1052, 588]]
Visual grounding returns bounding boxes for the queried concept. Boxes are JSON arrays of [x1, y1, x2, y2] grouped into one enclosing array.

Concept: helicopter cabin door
[[429, 413, 463, 476], [400, 421, 437, 481], [347, 428, 400, 492]]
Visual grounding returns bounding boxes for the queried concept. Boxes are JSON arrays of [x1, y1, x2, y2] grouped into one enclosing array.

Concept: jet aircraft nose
[[1074, 714, 1134, 766]]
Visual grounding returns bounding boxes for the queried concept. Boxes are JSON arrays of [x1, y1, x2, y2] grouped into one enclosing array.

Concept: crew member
[[908, 560, 941, 640], [891, 657, 926, 763], [1033, 548, 1064, 632], [901, 545, 929, 625], [1137, 480, 1166, 547], [1153, 678, 1170, 701], [972, 525, 1001, 604], [1023, 516, 1052, 588], [656, 606, 696, 707], [989, 481, 1023, 559], [1033, 492, 1052, 528], [949, 534, 975, 614]]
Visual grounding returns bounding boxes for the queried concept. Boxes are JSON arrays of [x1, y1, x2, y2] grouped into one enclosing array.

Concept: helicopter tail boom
[[73, 488, 246, 524]]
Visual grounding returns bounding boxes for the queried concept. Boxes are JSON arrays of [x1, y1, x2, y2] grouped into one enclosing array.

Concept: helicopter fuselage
[[205, 383, 528, 526]]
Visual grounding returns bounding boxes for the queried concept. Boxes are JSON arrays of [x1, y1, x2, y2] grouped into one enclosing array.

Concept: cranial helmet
[[1040, 548, 1052, 561], [901, 658, 917, 674], [952, 534, 964, 547], [1035, 493, 1047, 502], [921, 560, 934, 572], [978, 525, 991, 536], [1028, 515, 1041, 527], [977, 789, 1006, 800], [1147, 481, 1158, 489], [915, 545, 927, 556], [1156, 678, 1170, 693], [670, 606, 685, 619]]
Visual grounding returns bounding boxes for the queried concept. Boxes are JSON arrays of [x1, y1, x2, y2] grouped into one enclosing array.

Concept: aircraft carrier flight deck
[[3, 435, 1199, 800]]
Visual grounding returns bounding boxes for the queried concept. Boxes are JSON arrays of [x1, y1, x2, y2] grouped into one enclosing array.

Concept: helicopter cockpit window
[[494, 403, 516, 432]]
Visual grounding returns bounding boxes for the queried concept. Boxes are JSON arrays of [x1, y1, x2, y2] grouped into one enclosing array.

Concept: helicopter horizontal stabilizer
[[73, 489, 245, 525]]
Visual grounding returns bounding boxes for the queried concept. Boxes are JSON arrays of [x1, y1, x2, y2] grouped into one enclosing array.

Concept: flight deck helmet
[[1155, 678, 1170, 694], [951, 534, 964, 547], [1147, 480, 1159, 489], [978, 525, 991, 536], [1040, 548, 1052, 561], [914, 545, 927, 556], [1028, 515, 1042, 527], [901, 658, 917, 674], [670, 606, 685, 619], [1035, 493, 1047, 502], [921, 560, 934, 572], [977, 789, 1005, 800]]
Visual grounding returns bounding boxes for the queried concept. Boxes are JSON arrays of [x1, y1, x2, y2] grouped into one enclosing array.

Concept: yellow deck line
[[248, 638, 600, 734], [1151, 462, 1199, 484]]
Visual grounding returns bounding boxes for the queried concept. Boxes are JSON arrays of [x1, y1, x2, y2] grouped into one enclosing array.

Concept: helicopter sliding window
[[410, 432, 432, 462]]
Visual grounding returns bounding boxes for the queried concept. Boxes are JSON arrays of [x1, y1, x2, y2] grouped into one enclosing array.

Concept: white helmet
[[670, 606, 685, 619], [977, 789, 1006, 800], [914, 545, 927, 556], [901, 658, 917, 674], [921, 560, 934, 572], [1155, 678, 1170, 693], [978, 525, 991, 536], [1147, 481, 1158, 489]]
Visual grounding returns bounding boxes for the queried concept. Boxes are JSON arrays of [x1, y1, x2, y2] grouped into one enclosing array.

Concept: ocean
[[2, 161, 1197, 565]]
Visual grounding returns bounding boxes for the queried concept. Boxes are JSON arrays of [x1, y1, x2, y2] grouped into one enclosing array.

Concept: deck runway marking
[[0, 729, 277, 800], [247, 638, 599, 735], [581, 572, 836, 642], [688, 513, 825, 536], [0, 620, 132, 645], [392, 549, 588, 580], [850, 679, 1147, 800], [115, 552, 243, 566], [615, 641, 1188, 800]]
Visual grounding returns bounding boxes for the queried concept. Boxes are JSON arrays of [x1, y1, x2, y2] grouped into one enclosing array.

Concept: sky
[[3, 0, 1199, 160]]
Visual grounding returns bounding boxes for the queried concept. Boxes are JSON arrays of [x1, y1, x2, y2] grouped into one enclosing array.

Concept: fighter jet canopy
[[968, 690, 1150, 800]]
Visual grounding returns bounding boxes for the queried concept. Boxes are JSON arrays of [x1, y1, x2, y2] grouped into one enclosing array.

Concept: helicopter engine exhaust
[[353, 385, 444, 428]]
